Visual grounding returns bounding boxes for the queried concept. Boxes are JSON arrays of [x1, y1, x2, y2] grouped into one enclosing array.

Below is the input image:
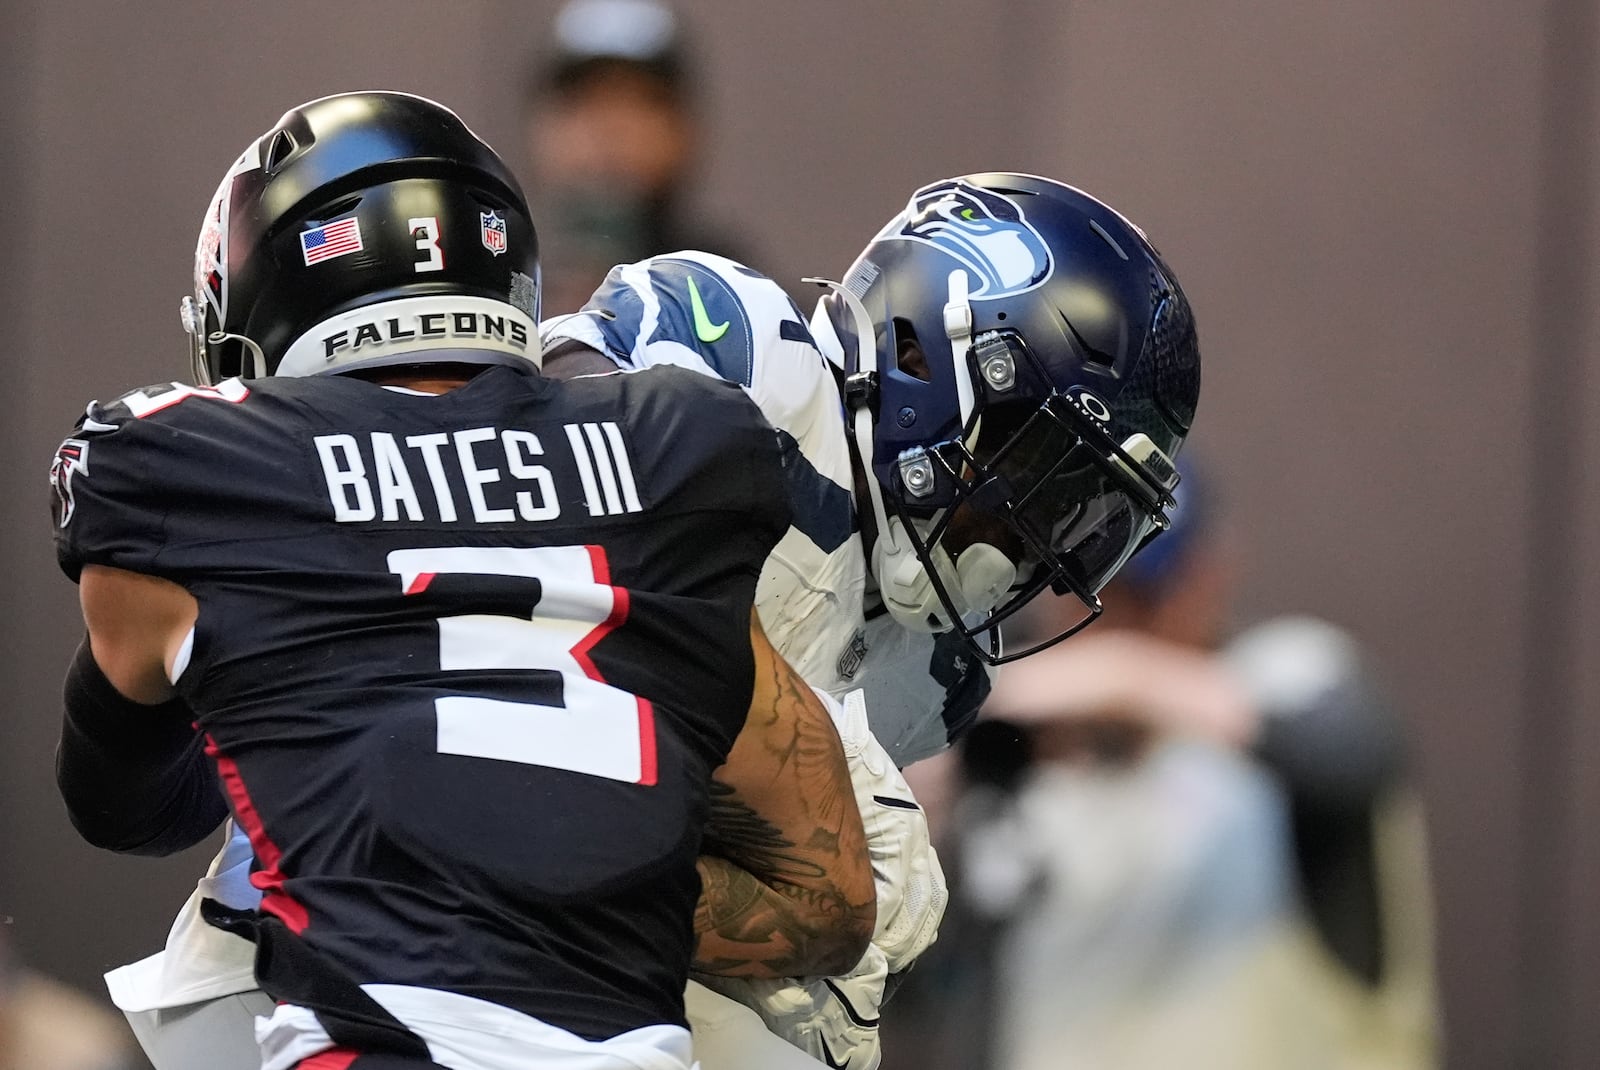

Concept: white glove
[[829, 687, 948, 971], [704, 942, 889, 1070], [708, 689, 947, 1068]]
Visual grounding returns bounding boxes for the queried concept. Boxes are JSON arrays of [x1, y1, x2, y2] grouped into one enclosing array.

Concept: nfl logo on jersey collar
[[481, 211, 507, 256]]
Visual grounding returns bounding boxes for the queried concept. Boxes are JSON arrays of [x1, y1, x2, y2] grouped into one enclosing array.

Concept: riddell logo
[[322, 310, 530, 361]]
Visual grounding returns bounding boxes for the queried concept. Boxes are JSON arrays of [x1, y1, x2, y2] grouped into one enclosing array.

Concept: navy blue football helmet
[[182, 92, 541, 384], [810, 173, 1201, 664]]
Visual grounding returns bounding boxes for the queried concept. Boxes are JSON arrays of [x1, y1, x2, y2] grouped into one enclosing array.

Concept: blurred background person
[[521, 0, 751, 314], [0, 928, 134, 1070], [887, 460, 1440, 1070]]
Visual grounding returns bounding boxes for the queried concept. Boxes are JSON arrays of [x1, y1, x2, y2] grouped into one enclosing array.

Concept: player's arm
[[540, 337, 620, 378], [692, 615, 876, 980], [57, 564, 227, 855]]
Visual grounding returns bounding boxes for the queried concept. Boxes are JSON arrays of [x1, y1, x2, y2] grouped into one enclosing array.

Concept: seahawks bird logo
[[885, 179, 1053, 298]]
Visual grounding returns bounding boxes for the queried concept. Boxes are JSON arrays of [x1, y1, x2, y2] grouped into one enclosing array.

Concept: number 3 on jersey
[[387, 544, 656, 785]]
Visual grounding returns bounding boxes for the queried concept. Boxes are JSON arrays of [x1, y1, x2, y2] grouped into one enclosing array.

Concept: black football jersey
[[51, 364, 790, 1042]]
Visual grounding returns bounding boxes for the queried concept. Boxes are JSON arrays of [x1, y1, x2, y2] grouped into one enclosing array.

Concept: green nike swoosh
[[686, 275, 730, 343]]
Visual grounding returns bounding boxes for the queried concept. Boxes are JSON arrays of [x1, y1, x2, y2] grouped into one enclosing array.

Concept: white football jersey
[[543, 251, 993, 764]]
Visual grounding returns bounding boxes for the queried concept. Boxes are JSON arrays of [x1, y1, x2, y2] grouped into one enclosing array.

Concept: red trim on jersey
[[129, 381, 252, 418], [295, 1048, 360, 1070], [205, 734, 311, 934], [584, 543, 611, 585], [405, 572, 435, 595], [136, 393, 194, 418], [574, 546, 656, 785], [636, 699, 658, 787], [571, 547, 624, 677]]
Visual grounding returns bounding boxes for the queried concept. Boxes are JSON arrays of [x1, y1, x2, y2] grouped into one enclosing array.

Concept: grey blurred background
[[1, 2, 1595, 1068]]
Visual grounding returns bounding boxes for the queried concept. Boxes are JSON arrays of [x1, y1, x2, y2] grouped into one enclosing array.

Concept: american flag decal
[[300, 217, 364, 266]]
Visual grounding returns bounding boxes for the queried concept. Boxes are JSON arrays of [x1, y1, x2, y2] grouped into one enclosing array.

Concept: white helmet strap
[[210, 330, 267, 380], [808, 275, 906, 560], [943, 269, 977, 433], [804, 276, 877, 376]]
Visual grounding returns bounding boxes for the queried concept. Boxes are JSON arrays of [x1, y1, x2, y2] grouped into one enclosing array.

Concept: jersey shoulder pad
[[548, 252, 821, 387], [618, 362, 771, 449], [616, 365, 792, 540], [86, 378, 254, 426], [50, 379, 255, 578]]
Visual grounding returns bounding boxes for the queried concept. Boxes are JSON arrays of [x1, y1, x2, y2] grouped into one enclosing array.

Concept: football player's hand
[[704, 942, 888, 1070]]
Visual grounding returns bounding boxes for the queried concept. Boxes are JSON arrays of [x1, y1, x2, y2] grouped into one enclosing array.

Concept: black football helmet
[[810, 173, 1201, 664], [182, 91, 541, 383]]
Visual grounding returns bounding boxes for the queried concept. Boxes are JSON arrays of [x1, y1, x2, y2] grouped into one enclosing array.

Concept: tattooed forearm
[[692, 854, 865, 978], [701, 779, 826, 881], [691, 619, 875, 979], [693, 781, 871, 977]]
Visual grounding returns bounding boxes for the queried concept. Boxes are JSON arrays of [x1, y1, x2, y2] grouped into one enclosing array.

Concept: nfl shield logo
[[836, 629, 869, 681], [480, 211, 507, 256]]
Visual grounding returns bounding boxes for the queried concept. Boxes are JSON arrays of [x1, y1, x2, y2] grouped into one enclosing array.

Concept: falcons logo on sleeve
[[50, 438, 91, 528]]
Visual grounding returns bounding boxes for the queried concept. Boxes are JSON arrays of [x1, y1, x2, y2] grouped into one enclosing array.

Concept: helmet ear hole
[[894, 319, 931, 381]]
